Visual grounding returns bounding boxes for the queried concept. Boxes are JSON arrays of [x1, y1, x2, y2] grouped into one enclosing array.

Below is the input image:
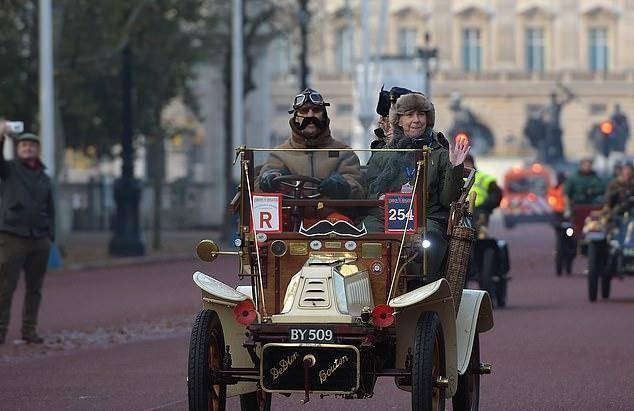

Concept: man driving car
[[604, 162, 634, 219], [256, 88, 364, 200]]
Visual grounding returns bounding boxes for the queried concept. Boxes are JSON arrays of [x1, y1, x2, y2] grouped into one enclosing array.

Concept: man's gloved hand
[[260, 169, 287, 192], [319, 173, 351, 199]]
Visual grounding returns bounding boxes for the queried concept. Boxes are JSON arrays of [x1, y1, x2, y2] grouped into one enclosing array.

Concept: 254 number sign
[[384, 193, 418, 233]]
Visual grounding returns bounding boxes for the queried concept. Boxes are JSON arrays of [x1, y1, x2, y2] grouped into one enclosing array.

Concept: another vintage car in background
[[584, 196, 634, 302], [187, 146, 494, 411]]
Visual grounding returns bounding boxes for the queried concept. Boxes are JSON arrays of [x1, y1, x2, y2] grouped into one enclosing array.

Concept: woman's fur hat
[[389, 93, 435, 129]]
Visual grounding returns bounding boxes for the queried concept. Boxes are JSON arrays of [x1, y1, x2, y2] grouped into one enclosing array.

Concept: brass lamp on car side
[[196, 240, 242, 262]]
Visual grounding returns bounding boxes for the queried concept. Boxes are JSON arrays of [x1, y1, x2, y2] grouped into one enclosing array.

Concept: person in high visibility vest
[[464, 154, 503, 228]]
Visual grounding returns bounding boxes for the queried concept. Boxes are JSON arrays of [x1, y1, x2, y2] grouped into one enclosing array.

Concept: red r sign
[[260, 211, 272, 229], [251, 194, 282, 233]]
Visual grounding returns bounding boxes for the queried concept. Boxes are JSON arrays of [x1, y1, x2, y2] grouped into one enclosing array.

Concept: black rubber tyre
[[479, 248, 496, 303], [452, 334, 480, 411], [601, 274, 612, 300], [411, 312, 446, 411], [587, 242, 603, 302], [565, 253, 574, 276], [495, 278, 507, 308], [555, 235, 563, 276], [188, 309, 226, 411], [240, 390, 271, 411]]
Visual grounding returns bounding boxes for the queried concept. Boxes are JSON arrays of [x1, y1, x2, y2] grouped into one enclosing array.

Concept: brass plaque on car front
[[289, 242, 308, 255], [361, 243, 382, 259]]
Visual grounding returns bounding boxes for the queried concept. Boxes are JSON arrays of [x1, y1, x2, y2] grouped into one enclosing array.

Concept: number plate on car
[[261, 343, 359, 393], [289, 327, 335, 343]]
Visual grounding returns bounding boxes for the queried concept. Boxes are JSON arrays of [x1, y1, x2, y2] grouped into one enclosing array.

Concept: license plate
[[261, 344, 359, 393], [289, 326, 335, 343]]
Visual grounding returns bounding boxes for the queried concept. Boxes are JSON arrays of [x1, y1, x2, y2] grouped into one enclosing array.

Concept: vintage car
[[470, 225, 510, 308], [501, 163, 554, 229], [554, 204, 602, 276], [585, 199, 634, 302], [187, 146, 494, 411]]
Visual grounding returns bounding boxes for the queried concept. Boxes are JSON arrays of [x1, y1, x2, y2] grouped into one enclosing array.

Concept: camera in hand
[[6, 121, 24, 134]]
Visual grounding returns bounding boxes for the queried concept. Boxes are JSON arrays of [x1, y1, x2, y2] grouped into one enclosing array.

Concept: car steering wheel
[[270, 175, 323, 199]]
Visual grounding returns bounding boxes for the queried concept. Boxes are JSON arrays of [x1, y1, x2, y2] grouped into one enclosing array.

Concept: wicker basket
[[444, 225, 475, 313]]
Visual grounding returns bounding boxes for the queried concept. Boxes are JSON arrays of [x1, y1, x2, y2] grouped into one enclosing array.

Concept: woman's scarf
[[369, 126, 434, 196]]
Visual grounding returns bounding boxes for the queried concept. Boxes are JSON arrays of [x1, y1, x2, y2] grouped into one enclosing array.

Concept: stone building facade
[[268, 0, 634, 157]]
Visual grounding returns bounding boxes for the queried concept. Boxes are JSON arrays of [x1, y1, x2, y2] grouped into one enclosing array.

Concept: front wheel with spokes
[[188, 309, 226, 411]]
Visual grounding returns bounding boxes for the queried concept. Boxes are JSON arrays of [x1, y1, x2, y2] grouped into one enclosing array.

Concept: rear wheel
[[188, 309, 226, 411], [565, 253, 574, 275], [479, 248, 496, 303], [601, 274, 612, 299], [495, 278, 507, 308], [411, 312, 446, 411], [452, 334, 480, 411], [240, 390, 271, 411], [555, 233, 563, 276], [587, 242, 604, 302]]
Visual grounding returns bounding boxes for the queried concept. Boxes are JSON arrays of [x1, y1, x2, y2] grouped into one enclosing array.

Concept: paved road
[[1, 222, 634, 411]]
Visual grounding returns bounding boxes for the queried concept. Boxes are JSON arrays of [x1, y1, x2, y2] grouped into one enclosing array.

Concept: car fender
[[455, 289, 494, 375], [389, 279, 458, 397], [193, 271, 258, 397]]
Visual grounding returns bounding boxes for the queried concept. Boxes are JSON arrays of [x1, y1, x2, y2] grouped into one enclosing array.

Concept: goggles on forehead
[[289, 90, 330, 113]]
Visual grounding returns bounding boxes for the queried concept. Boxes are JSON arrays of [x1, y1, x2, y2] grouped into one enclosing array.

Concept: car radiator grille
[[343, 271, 373, 316]]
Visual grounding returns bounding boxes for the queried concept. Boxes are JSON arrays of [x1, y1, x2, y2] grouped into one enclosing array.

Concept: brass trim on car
[[260, 343, 361, 395], [361, 243, 382, 259], [289, 242, 308, 255], [308, 251, 357, 261]]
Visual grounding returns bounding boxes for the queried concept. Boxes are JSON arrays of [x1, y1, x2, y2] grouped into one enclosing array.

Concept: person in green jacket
[[364, 93, 469, 282], [564, 158, 605, 207]]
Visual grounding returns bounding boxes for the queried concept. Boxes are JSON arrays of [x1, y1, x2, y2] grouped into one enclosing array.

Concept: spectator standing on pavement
[[0, 120, 54, 345]]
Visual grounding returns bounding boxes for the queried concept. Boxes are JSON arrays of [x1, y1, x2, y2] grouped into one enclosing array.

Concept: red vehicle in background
[[501, 163, 555, 228]]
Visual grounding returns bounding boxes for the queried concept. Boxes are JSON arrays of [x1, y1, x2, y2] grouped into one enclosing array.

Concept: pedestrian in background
[[0, 120, 54, 345]]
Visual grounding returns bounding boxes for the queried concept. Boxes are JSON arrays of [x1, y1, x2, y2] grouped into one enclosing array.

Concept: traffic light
[[600, 121, 614, 136], [598, 120, 614, 157]]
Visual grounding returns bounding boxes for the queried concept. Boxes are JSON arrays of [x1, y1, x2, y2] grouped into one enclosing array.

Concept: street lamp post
[[417, 32, 438, 97], [109, 45, 145, 257], [298, 0, 310, 89]]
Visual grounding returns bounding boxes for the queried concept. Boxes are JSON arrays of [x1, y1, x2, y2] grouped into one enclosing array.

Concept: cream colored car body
[[193, 272, 257, 397], [193, 269, 493, 399]]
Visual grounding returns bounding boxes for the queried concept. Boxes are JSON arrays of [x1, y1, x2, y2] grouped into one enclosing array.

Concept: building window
[[525, 27, 544, 72], [335, 27, 354, 73], [398, 28, 418, 56], [589, 103, 606, 115], [462, 28, 482, 72], [271, 37, 291, 75], [588, 27, 608, 72]]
